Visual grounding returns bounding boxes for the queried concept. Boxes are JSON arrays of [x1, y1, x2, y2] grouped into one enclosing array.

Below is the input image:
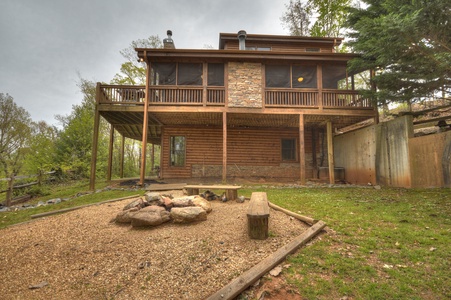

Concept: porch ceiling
[[99, 110, 374, 143], [150, 111, 373, 129]]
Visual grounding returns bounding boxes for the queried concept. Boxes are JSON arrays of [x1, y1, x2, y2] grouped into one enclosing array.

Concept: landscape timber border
[[207, 220, 326, 300]]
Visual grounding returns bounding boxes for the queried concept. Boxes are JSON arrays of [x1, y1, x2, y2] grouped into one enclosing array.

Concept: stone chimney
[[163, 30, 175, 49]]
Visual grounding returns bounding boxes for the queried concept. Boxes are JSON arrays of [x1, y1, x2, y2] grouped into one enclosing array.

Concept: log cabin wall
[[161, 125, 318, 180]]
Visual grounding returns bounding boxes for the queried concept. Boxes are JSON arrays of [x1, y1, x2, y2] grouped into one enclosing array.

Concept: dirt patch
[[0, 193, 310, 299]]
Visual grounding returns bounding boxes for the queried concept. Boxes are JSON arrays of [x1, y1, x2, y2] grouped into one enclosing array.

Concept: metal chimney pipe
[[238, 30, 247, 50], [163, 30, 175, 49]]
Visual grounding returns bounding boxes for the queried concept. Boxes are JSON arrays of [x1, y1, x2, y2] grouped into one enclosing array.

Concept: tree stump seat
[[247, 192, 270, 240]]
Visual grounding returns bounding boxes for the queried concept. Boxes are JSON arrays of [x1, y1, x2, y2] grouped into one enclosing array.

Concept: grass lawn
[[239, 186, 450, 300], [1, 182, 449, 299]]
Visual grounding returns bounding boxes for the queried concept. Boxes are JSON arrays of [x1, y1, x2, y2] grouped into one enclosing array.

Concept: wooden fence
[[0, 171, 55, 206]]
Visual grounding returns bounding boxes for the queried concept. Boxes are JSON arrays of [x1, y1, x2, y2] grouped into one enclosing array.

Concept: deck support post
[[89, 83, 101, 191], [120, 135, 125, 178], [151, 143, 155, 175], [326, 120, 335, 184], [139, 58, 150, 186], [299, 114, 306, 185], [222, 112, 227, 183], [107, 125, 114, 181]]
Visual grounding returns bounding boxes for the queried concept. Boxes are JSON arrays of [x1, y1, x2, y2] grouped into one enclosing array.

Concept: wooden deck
[[99, 85, 373, 109]]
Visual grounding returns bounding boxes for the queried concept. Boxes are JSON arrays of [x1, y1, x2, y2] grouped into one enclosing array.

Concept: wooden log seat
[[247, 192, 270, 240], [184, 184, 242, 201]]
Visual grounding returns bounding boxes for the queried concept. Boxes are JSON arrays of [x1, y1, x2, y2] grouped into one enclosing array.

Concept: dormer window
[[245, 46, 271, 51]]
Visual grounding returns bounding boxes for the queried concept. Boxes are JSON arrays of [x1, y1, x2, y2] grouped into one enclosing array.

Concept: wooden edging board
[[206, 220, 326, 300], [268, 201, 318, 225], [30, 194, 140, 219]]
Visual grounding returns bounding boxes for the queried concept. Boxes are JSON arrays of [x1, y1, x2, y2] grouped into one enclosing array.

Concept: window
[[207, 63, 224, 86], [266, 64, 317, 88], [170, 136, 186, 166], [245, 46, 271, 51], [281, 139, 296, 161]]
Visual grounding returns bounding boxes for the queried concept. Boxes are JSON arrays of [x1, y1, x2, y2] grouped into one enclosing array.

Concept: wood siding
[[223, 42, 334, 53], [161, 126, 316, 179]]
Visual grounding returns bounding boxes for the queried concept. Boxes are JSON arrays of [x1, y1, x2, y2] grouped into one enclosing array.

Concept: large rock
[[115, 207, 140, 223], [172, 196, 195, 207], [123, 197, 147, 211], [144, 192, 161, 205], [159, 196, 173, 210], [193, 196, 212, 213], [130, 206, 171, 227], [171, 207, 207, 223]]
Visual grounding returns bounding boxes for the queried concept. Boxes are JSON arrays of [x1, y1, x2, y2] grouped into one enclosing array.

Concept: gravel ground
[[0, 192, 309, 300]]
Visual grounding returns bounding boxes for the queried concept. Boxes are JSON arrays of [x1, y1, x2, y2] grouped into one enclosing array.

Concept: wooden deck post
[[222, 112, 227, 183], [326, 120, 335, 184], [139, 59, 150, 186], [202, 63, 208, 106], [317, 65, 323, 109], [120, 135, 125, 178], [89, 83, 101, 191], [107, 125, 114, 181], [299, 114, 306, 185], [151, 143, 155, 175]]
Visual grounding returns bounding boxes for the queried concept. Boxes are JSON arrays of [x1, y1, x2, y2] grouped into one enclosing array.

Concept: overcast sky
[[0, 0, 288, 126]]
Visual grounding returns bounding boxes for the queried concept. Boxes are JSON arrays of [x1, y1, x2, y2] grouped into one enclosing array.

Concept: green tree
[[347, 0, 451, 106], [0, 93, 32, 178], [55, 78, 108, 178], [22, 121, 58, 174], [111, 35, 162, 85], [307, 0, 351, 37]]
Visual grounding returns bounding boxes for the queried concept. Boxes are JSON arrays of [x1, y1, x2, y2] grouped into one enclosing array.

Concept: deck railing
[[265, 89, 372, 108], [98, 84, 372, 109], [322, 90, 372, 108], [98, 85, 225, 106], [265, 89, 318, 107], [98, 85, 146, 104]]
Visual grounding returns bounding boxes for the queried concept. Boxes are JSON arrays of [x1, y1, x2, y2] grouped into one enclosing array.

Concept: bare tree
[[281, 0, 311, 36]]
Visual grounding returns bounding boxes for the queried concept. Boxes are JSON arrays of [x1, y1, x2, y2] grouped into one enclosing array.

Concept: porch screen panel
[[265, 65, 290, 88], [208, 63, 224, 86], [322, 65, 347, 89], [152, 63, 176, 85], [177, 63, 202, 85], [292, 65, 317, 88]]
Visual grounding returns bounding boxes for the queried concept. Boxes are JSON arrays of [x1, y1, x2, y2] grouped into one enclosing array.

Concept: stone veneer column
[[228, 62, 262, 108]]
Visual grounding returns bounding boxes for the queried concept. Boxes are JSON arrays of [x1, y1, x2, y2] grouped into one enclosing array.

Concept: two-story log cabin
[[89, 30, 377, 189]]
